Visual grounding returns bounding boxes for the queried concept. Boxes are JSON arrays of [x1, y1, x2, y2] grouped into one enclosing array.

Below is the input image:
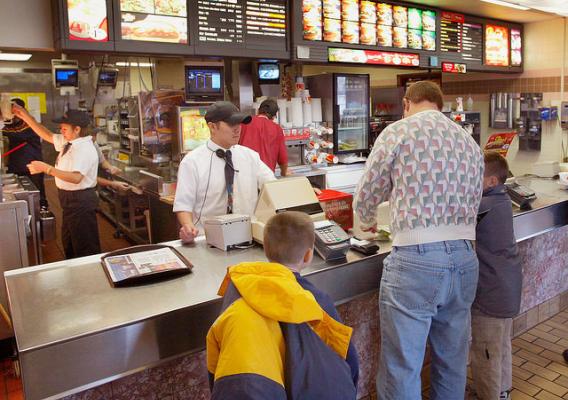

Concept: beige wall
[[0, 0, 54, 50]]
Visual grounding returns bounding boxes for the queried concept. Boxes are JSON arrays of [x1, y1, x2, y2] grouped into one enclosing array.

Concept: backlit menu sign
[[442, 62, 466, 73], [197, 0, 286, 45], [329, 47, 420, 66], [67, 0, 109, 42], [303, 1, 437, 51], [119, 0, 188, 44], [511, 28, 522, 66], [485, 24, 509, 66], [440, 11, 482, 62]]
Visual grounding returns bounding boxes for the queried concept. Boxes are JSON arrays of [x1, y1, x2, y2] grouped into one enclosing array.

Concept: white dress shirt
[[173, 140, 276, 226], [53, 135, 99, 191]]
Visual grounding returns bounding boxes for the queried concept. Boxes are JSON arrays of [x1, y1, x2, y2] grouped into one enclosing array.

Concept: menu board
[[485, 24, 509, 66], [245, 0, 287, 40], [120, 0, 188, 44], [511, 28, 522, 66], [329, 47, 420, 66], [303, 0, 437, 51], [440, 12, 482, 62], [67, 0, 109, 42], [198, 0, 244, 44]]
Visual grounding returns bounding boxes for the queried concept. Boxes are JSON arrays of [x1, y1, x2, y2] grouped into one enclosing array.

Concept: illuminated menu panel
[[245, 0, 287, 39], [329, 47, 420, 66], [511, 28, 522, 66], [440, 11, 482, 62], [485, 24, 509, 66], [198, 0, 244, 44], [67, 0, 109, 42], [302, 0, 437, 51], [120, 0, 188, 44]]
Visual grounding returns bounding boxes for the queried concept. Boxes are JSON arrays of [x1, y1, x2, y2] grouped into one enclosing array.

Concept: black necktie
[[225, 150, 234, 214], [61, 142, 72, 157]]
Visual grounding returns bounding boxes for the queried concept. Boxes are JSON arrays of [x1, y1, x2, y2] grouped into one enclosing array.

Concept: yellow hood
[[218, 261, 353, 359]]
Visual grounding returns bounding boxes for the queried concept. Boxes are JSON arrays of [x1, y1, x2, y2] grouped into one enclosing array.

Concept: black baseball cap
[[53, 109, 90, 128], [258, 99, 279, 117], [205, 101, 252, 125]]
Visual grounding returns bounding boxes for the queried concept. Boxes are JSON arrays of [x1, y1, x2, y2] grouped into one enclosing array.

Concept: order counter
[[6, 177, 568, 400]]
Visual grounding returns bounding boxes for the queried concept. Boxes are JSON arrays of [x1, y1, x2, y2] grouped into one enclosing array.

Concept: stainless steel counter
[[5, 176, 568, 399]]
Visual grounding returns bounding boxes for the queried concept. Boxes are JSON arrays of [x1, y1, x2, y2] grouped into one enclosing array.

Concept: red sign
[[329, 48, 420, 67], [441, 11, 465, 23], [67, 0, 109, 42], [485, 132, 517, 156], [442, 62, 467, 73]]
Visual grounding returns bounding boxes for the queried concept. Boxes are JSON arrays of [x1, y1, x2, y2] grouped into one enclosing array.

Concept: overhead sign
[[328, 47, 420, 66], [442, 62, 467, 73]]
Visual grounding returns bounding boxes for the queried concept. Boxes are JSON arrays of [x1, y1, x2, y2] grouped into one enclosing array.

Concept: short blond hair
[[404, 81, 444, 110], [264, 212, 315, 265]]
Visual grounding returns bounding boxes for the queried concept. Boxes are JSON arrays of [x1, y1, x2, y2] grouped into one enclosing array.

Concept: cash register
[[253, 177, 350, 260]]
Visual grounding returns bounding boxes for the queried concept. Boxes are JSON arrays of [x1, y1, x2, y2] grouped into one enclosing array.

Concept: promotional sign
[[303, 0, 437, 51], [329, 47, 420, 66], [485, 132, 517, 156], [485, 24, 509, 66], [441, 62, 466, 73], [67, 0, 109, 42], [511, 28, 522, 66], [120, 0, 188, 44]]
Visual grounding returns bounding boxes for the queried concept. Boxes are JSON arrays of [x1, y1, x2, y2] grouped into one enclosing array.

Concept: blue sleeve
[[296, 276, 360, 387]]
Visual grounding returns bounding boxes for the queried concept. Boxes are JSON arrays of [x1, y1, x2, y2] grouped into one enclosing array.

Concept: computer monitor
[[54, 68, 79, 88], [185, 66, 224, 100], [98, 68, 119, 88], [258, 63, 280, 84]]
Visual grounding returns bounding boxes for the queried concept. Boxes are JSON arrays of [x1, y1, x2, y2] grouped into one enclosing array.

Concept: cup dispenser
[[490, 93, 514, 129]]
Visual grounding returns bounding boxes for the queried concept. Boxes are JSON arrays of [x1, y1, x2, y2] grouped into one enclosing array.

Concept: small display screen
[[258, 63, 280, 83], [98, 70, 118, 86], [55, 69, 79, 87], [185, 67, 224, 98]]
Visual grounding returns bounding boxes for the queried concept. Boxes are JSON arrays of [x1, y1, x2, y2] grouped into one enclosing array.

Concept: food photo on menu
[[393, 27, 408, 48], [377, 3, 393, 26], [342, 20, 360, 44], [323, 0, 341, 19], [324, 18, 342, 42], [341, 0, 359, 22], [393, 6, 408, 28], [120, 0, 188, 43], [360, 1, 377, 24], [303, 0, 323, 40], [360, 23, 377, 45], [67, 0, 109, 42], [377, 24, 393, 47]]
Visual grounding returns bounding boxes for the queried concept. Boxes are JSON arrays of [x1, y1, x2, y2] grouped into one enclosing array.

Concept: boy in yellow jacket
[[207, 211, 359, 399]]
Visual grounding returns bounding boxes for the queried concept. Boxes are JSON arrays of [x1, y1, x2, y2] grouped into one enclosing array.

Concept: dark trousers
[[58, 188, 101, 259]]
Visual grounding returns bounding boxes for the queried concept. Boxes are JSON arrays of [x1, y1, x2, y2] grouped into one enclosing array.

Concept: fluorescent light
[[115, 62, 153, 67], [481, 0, 530, 10], [0, 53, 32, 61]]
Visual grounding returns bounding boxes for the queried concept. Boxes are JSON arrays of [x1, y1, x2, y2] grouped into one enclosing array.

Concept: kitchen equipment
[[0, 93, 13, 123], [515, 93, 543, 151], [490, 93, 515, 129], [204, 214, 252, 251]]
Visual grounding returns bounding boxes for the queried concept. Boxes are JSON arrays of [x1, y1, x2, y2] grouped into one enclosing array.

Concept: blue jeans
[[377, 240, 479, 400]]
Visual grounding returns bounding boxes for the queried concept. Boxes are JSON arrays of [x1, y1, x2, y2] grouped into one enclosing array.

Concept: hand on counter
[[110, 181, 130, 191], [180, 223, 199, 244], [107, 165, 122, 175]]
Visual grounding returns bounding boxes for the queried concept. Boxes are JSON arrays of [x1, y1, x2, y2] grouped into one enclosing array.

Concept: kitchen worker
[[173, 101, 275, 243], [1, 98, 48, 209], [12, 104, 101, 259], [239, 98, 289, 176]]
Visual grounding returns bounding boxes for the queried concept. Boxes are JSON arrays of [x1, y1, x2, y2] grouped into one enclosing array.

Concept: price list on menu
[[245, 0, 286, 40], [462, 22, 483, 61], [440, 12, 463, 53], [197, 0, 245, 44]]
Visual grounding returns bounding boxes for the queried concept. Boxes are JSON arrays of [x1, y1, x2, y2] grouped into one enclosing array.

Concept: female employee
[[12, 105, 101, 259]]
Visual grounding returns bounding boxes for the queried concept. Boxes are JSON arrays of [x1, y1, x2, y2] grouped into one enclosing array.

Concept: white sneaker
[[499, 390, 511, 400]]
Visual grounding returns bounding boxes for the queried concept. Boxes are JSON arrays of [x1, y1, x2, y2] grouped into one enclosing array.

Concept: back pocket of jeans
[[389, 257, 446, 311], [459, 261, 479, 305]]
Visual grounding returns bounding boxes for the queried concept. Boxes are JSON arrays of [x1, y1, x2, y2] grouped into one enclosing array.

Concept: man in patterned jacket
[[354, 81, 484, 400]]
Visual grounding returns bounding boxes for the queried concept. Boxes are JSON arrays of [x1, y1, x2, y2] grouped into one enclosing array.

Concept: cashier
[[11, 105, 101, 259], [173, 102, 276, 243]]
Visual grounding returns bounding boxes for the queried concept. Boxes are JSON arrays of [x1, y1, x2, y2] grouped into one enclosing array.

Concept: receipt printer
[[204, 214, 252, 251]]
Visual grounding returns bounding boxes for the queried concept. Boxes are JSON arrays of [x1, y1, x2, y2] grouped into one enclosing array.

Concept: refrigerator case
[[307, 73, 370, 155]]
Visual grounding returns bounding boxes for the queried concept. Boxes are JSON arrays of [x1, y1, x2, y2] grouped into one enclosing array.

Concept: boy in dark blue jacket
[[470, 151, 522, 400]]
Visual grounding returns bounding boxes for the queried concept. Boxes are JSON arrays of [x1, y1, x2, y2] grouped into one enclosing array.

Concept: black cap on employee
[[205, 101, 252, 125], [258, 99, 279, 119], [53, 109, 91, 128]]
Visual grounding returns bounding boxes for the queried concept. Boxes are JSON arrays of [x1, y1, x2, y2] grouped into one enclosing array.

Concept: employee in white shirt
[[173, 102, 275, 243], [12, 105, 101, 258]]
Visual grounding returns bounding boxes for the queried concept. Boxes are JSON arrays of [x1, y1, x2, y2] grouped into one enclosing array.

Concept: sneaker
[[499, 390, 511, 400]]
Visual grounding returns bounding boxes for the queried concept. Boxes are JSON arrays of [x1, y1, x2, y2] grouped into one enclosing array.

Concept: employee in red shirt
[[239, 99, 289, 176]]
